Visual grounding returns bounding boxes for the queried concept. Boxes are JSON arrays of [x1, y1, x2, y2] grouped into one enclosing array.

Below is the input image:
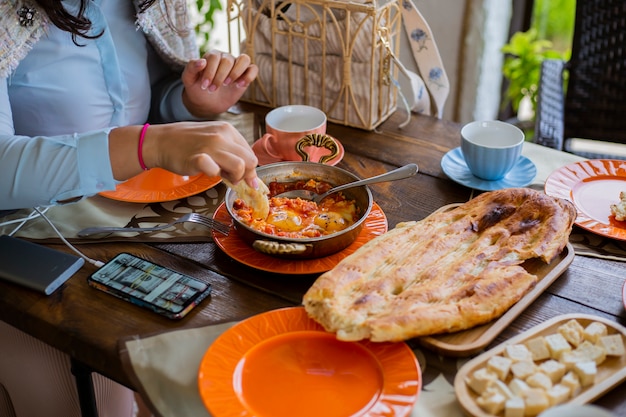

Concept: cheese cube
[[576, 340, 607, 365], [558, 319, 585, 347], [521, 388, 550, 416], [509, 378, 531, 396], [526, 336, 551, 361], [538, 359, 566, 383], [491, 379, 515, 399], [545, 333, 572, 359], [511, 360, 536, 380], [573, 360, 597, 387], [526, 372, 553, 391], [466, 367, 498, 395], [559, 351, 583, 370], [598, 334, 626, 356], [476, 390, 506, 415], [504, 396, 525, 417], [487, 355, 513, 380], [583, 321, 608, 343], [561, 341, 607, 369], [560, 371, 581, 396], [546, 383, 571, 406], [504, 344, 533, 362]]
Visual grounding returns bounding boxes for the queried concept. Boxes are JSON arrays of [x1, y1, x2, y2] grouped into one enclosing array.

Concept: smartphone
[[88, 252, 212, 319]]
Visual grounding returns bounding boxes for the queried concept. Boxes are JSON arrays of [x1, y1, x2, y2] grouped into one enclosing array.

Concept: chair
[[533, 0, 626, 159]]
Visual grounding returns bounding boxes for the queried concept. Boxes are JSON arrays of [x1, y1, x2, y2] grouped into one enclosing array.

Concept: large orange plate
[[99, 168, 221, 203], [545, 159, 626, 240], [198, 307, 421, 417], [212, 202, 388, 274]]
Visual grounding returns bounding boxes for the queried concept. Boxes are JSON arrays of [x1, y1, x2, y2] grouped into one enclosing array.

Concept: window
[[499, 0, 575, 122]]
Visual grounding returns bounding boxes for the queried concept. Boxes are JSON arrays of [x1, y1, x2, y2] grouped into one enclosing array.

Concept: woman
[[1, 0, 260, 210], [0, 0, 259, 415]]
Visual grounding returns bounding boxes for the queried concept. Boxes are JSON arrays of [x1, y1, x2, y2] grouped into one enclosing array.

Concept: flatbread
[[225, 179, 270, 220], [302, 188, 576, 342]]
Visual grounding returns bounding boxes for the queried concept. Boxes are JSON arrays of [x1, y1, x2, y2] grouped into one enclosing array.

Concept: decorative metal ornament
[[17, 6, 36, 27]]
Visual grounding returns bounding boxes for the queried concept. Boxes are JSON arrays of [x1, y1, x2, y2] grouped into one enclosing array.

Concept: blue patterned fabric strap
[[400, 0, 450, 119]]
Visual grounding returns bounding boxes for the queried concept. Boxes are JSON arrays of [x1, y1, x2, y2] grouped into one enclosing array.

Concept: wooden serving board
[[417, 203, 575, 357], [453, 314, 626, 417]]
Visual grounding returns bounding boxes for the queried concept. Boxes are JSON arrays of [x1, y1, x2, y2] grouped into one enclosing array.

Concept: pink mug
[[262, 105, 327, 161]]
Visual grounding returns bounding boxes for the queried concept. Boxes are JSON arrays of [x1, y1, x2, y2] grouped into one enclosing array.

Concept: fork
[[77, 212, 230, 238]]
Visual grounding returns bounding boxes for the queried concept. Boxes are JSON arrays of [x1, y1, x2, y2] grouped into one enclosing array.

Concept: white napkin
[[0, 188, 225, 243], [521, 141, 585, 187]]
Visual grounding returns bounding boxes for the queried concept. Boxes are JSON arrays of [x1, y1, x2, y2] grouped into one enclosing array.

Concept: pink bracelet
[[138, 123, 150, 171]]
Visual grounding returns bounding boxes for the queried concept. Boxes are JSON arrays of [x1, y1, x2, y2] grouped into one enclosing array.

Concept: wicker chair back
[[534, 0, 626, 158]]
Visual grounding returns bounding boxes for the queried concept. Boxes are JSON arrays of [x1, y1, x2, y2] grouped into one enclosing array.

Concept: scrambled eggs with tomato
[[232, 180, 360, 238]]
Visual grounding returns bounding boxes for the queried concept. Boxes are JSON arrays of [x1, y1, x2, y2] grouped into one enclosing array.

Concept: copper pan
[[225, 161, 373, 259]]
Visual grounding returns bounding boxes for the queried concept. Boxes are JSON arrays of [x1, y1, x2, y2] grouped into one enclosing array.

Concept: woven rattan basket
[[226, 0, 402, 130]]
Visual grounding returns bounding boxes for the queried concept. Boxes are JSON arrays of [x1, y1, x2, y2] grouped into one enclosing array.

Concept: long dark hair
[[35, 0, 156, 45]]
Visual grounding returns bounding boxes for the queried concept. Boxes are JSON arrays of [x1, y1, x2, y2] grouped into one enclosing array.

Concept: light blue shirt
[[0, 0, 194, 210]]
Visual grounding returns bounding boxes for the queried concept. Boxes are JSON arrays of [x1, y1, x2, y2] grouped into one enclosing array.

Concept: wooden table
[[1, 104, 625, 416]]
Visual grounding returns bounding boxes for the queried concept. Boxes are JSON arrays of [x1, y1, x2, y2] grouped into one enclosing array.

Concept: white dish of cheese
[[454, 314, 626, 417]]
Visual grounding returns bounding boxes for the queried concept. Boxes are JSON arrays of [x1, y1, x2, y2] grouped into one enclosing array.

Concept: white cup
[[460, 120, 525, 181]]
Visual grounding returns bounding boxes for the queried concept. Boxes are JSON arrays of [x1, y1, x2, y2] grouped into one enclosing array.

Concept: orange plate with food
[[454, 314, 626, 417], [212, 202, 387, 274], [99, 168, 221, 203], [545, 159, 626, 240], [198, 307, 421, 417]]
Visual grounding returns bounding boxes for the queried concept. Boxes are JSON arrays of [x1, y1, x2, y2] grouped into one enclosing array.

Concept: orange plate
[[99, 168, 221, 203], [545, 159, 626, 240], [198, 307, 421, 417], [211, 202, 388, 274]]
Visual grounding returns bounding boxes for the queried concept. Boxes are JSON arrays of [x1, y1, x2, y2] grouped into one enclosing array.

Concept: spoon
[[275, 163, 419, 204]]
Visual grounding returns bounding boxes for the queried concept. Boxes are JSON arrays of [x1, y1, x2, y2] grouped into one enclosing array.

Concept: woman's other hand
[[181, 50, 258, 117], [109, 121, 259, 187]]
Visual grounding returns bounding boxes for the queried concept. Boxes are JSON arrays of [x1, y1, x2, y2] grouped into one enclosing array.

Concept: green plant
[[501, 28, 570, 116], [194, 0, 223, 54], [532, 0, 575, 51]]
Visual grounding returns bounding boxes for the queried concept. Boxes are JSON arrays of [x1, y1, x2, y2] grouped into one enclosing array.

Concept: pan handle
[[252, 240, 311, 256]]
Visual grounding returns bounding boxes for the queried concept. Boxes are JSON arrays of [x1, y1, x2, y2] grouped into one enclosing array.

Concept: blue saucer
[[441, 147, 537, 191]]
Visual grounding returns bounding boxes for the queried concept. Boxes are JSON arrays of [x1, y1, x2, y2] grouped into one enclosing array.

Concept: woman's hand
[[109, 121, 259, 187], [181, 50, 258, 118]]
